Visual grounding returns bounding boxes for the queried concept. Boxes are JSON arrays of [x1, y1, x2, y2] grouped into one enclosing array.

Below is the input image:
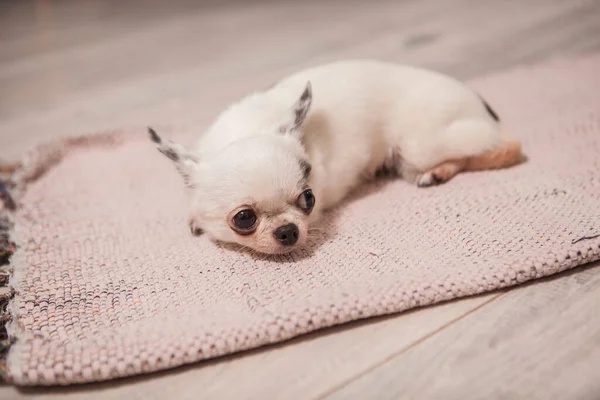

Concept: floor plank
[[2, 0, 599, 158], [326, 263, 600, 400]]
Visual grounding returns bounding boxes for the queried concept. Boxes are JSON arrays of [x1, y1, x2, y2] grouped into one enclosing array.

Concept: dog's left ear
[[279, 81, 312, 138], [148, 127, 199, 186]]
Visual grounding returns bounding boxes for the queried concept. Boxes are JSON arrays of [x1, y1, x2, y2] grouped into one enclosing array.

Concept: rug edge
[[0, 131, 125, 384]]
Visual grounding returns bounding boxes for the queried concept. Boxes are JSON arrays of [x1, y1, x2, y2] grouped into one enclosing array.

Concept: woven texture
[[4, 55, 600, 386]]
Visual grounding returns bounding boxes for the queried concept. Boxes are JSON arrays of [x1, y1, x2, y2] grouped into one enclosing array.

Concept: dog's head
[[149, 82, 316, 254]]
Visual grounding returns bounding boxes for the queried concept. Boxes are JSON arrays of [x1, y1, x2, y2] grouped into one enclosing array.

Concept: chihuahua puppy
[[149, 60, 522, 254]]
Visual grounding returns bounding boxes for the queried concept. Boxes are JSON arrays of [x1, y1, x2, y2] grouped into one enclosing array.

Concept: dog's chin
[[265, 246, 298, 255], [242, 239, 307, 255], [249, 244, 299, 255], [217, 239, 302, 256]]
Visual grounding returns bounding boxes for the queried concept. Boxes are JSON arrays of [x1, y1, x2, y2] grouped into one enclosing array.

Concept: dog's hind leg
[[416, 137, 523, 187]]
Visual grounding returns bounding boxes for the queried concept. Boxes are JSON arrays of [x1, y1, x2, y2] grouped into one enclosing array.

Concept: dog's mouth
[[249, 227, 308, 255]]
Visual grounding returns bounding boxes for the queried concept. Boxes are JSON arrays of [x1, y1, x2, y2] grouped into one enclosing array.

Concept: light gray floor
[[1, 0, 600, 398]]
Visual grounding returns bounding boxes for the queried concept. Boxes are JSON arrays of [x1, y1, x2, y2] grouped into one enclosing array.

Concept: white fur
[[151, 60, 503, 254]]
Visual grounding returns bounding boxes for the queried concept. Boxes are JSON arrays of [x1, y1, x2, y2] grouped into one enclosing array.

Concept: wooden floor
[[1, 0, 600, 398]]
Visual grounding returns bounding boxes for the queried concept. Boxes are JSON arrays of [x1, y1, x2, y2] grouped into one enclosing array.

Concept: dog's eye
[[232, 209, 257, 233], [297, 189, 315, 213]]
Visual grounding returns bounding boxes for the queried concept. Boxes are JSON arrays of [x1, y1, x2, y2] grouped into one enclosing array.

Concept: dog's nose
[[274, 223, 299, 246]]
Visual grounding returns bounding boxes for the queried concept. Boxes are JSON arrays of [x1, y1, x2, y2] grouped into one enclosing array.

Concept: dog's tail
[[465, 136, 524, 171]]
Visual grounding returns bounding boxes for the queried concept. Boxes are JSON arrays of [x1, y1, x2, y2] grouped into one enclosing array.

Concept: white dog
[[149, 60, 522, 254]]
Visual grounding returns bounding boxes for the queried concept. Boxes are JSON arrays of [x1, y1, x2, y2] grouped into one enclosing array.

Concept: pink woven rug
[[1, 55, 600, 386]]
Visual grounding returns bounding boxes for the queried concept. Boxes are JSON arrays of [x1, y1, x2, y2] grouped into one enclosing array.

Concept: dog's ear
[[279, 81, 312, 138], [148, 127, 198, 186]]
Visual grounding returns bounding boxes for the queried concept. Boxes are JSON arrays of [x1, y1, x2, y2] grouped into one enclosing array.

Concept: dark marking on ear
[[294, 108, 305, 128], [478, 95, 500, 122], [148, 127, 180, 160], [149, 127, 199, 189], [180, 172, 193, 187], [300, 84, 311, 101], [160, 147, 180, 162], [299, 159, 312, 180], [293, 82, 312, 130], [148, 127, 161, 143]]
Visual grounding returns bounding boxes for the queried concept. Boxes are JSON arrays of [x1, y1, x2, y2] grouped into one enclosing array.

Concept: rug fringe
[[0, 130, 124, 383], [0, 204, 15, 383]]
